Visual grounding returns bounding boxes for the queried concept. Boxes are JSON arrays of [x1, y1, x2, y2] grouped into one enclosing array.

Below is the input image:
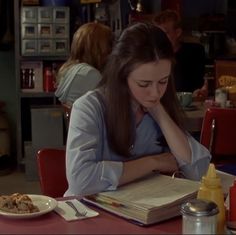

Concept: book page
[[99, 174, 200, 208]]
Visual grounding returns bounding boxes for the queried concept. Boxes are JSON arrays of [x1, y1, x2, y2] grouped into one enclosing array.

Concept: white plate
[[0, 194, 58, 219]]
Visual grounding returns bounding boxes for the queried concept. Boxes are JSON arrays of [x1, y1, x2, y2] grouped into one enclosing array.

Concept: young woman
[[64, 22, 211, 196], [55, 22, 113, 106]]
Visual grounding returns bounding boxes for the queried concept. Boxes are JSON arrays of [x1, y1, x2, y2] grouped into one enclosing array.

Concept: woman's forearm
[[148, 104, 192, 163], [118, 152, 178, 186]]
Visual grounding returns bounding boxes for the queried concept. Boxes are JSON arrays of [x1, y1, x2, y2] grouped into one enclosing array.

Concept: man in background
[[153, 9, 208, 99]]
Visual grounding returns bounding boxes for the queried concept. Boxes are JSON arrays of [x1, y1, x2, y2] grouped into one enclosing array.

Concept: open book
[[83, 171, 235, 225], [83, 173, 200, 225]]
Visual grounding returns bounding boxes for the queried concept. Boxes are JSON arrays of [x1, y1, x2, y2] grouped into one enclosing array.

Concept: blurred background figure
[[55, 22, 113, 106], [153, 9, 208, 99]]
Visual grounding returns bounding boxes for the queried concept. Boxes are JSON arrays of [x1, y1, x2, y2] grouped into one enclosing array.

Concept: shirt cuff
[[175, 135, 210, 167]]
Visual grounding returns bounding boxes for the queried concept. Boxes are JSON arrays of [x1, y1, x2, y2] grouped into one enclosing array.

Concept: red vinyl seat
[[200, 107, 236, 172], [37, 148, 68, 198]]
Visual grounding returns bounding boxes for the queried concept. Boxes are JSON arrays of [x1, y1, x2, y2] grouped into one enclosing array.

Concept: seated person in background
[[153, 10, 208, 99], [64, 22, 211, 196], [55, 22, 113, 106]]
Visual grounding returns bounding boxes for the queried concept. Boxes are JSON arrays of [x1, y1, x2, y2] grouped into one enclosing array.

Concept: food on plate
[[0, 193, 39, 214]]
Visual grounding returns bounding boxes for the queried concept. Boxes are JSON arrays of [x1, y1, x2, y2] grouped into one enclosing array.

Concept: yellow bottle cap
[[202, 163, 221, 187]]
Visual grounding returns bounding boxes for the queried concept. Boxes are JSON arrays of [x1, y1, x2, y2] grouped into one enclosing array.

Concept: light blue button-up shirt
[[65, 90, 211, 196]]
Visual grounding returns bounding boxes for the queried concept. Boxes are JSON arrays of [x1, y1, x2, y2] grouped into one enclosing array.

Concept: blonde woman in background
[[55, 22, 113, 106]]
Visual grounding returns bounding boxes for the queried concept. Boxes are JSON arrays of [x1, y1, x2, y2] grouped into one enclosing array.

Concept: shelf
[[14, 0, 127, 168], [20, 91, 56, 98], [14, 0, 72, 168], [20, 56, 68, 61]]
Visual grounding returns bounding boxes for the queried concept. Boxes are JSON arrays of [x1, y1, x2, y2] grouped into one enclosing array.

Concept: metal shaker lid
[[181, 199, 219, 217]]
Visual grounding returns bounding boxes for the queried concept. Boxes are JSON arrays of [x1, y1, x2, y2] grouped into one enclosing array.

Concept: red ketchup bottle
[[43, 67, 55, 92], [228, 179, 236, 229]]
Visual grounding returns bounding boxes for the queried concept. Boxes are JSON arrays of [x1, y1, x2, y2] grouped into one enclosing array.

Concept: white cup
[[177, 92, 193, 107], [215, 88, 227, 107]]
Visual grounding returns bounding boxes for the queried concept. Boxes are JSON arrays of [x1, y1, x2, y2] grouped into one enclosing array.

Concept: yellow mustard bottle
[[197, 163, 226, 234]]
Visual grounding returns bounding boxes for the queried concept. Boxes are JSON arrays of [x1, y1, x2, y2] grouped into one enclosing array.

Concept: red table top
[[0, 202, 182, 234]]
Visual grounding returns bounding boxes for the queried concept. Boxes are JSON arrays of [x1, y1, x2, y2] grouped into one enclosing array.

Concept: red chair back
[[200, 107, 236, 163], [37, 148, 68, 198]]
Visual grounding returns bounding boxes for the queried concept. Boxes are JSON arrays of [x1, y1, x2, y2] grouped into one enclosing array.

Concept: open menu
[[83, 173, 201, 225]]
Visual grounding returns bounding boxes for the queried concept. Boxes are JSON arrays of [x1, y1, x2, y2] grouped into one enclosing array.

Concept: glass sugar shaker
[[181, 199, 219, 234]]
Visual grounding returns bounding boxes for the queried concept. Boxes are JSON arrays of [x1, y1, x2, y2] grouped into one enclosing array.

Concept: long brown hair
[[99, 22, 183, 158], [57, 22, 113, 82]]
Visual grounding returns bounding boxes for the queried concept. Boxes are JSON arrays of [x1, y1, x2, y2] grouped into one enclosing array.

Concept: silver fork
[[65, 200, 87, 217]]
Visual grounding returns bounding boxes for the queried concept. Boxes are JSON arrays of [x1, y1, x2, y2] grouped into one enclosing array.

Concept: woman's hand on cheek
[[146, 101, 161, 113], [145, 102, 164, 121]]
